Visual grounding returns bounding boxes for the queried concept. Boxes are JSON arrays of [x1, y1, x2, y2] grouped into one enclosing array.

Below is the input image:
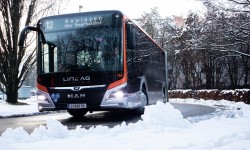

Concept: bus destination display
[[40, 14, 112, 32]]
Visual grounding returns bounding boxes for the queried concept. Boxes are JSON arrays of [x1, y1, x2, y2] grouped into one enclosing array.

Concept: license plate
[[67, 104, 87, 109]]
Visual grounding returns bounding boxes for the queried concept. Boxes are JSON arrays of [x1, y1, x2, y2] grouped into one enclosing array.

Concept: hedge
[[168, 89, 250, 104]]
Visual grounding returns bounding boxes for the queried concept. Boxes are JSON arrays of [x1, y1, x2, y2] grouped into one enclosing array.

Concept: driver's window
[[43, 44, 49, 73], [54, 47, 58, 72], [43, 43, 58, 73]]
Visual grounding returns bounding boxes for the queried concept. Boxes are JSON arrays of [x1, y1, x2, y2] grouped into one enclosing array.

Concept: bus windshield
[[37, 12, 123, 74], [39, 27, 122, 73]]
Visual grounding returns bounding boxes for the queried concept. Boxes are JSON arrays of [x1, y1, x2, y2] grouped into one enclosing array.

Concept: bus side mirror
[[18, 26, 46, 47], [126, 23, 135, 49]]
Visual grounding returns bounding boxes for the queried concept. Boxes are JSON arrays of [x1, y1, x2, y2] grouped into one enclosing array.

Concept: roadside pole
[[165, 50, 169, 103]]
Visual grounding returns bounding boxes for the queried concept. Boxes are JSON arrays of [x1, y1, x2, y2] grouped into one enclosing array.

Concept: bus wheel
[[67, 109, 88, 117], [134, 87, 148, 115]]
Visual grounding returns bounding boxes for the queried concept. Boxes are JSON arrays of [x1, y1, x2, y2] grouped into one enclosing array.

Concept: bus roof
[[38, 10, 125, 21]]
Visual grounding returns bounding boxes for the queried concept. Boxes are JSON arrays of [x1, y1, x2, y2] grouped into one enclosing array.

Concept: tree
[[202, 0, 250, 88], [162, 17, 183, 89], [0, 0, 66, 104], [136, 1, 249, 89], [136, 7, 162, 39]]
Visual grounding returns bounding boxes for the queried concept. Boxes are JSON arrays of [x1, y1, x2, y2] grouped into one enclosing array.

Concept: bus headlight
[[38, 95, 47, 101], [108, 90, 125, 99]]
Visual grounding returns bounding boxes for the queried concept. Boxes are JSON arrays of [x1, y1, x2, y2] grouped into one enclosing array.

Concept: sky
[[61, 0, 204, 19], [0, 96, 250, 150]]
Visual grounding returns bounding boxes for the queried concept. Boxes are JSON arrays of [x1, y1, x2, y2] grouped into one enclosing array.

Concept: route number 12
[[46, 21, 54, 30]]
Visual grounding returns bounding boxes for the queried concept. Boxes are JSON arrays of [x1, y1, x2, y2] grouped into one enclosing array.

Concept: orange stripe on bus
[[123, 16, 128, 85], [37, 83, 48, 92], [107, 75, 127, 90]]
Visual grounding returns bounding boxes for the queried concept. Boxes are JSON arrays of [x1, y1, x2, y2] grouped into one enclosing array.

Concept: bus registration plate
[[68, 104, 87, 109]]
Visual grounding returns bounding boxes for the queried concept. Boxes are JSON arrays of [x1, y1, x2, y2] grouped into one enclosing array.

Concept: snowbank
[[0, 100, 250, 150]]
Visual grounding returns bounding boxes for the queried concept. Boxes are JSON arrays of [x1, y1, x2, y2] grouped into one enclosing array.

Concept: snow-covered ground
[[0, 97, 250, 150], [0, 97, 40, 118]]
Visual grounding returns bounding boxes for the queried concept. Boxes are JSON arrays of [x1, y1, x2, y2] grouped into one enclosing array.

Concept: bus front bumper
[[100, 83, 147, 109], [37, 83, 147, 112]]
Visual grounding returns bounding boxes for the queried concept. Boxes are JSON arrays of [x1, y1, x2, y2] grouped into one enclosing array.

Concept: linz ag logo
[[63, 76, 90, 82]]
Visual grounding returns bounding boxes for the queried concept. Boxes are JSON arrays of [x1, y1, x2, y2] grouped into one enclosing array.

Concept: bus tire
[[67, 109, 88, 117]]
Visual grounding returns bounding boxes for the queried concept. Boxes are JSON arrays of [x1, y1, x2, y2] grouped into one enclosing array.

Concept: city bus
[[18, 10, 168, 117]]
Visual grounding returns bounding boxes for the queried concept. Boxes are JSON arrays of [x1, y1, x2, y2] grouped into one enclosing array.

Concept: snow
[[0, 97, 39, 117], [0, 97, 250, 150]]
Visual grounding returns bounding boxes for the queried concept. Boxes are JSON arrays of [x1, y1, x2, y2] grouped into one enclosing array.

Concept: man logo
[[67, 94, 85, 99], [73, 86, 80, 91]]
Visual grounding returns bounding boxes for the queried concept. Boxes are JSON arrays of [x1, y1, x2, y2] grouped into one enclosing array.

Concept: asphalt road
[[0, 103, 216, 135]]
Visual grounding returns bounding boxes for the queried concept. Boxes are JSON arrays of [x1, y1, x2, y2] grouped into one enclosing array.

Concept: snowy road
[[1, 99, 249, 150], [0, 103, 215, 134]]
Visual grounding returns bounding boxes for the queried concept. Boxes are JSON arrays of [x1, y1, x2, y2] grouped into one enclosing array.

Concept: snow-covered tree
[[0, 0, 67, 104]]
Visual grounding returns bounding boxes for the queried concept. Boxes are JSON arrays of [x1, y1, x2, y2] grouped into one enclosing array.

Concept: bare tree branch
[[0, 0, 64, 104]]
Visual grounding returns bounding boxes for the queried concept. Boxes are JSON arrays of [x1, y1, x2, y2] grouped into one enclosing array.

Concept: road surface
[[0, 103, 216, 134]]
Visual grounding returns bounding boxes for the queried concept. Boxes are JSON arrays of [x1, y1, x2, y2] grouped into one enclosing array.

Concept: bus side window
[[126, 22, 135, 49]]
